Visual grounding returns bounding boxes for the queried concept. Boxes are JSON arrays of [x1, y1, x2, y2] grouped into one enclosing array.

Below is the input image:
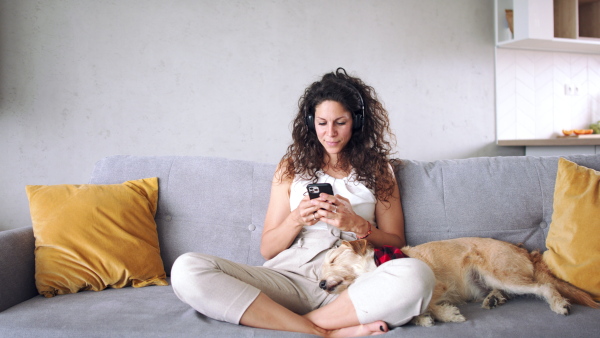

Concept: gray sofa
[[1, 154, 598, 337]]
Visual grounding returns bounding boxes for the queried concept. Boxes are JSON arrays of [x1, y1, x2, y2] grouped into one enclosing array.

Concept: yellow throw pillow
[[543, 158, 600, 301], [26, 177, 168, 298]]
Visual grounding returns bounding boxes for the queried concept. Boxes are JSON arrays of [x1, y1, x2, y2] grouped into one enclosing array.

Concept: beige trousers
[[171, 227, 434, 327]]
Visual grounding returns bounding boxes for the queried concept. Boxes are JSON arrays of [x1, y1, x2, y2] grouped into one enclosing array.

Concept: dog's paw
[[431, 304, 466, 323], [411, 313, 435, 327], [482, 290, 507, 309], [482, 295, 498, 309], [550, 298, 571, 316]]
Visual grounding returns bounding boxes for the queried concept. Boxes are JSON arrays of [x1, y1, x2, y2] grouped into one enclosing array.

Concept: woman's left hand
[[311, 194, 365, 233]]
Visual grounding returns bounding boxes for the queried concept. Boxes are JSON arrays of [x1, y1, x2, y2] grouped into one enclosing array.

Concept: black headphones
[[305, 68, 365, 132]]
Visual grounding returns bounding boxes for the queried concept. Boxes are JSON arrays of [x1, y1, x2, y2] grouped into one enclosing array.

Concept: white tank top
[[289, 170, 377, 232]]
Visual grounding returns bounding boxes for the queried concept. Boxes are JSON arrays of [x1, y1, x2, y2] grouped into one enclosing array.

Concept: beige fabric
[[348, 258, 434, 326]]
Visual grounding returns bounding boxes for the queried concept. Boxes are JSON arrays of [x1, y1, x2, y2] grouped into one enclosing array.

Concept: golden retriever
[[319, 238, 598, 326]]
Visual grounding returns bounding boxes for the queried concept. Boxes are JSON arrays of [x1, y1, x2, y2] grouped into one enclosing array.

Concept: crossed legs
[[171, 253, 433, 336], [240, 291, 387, 337]]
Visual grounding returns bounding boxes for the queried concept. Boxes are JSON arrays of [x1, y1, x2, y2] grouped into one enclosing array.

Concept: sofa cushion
[[84, 154, 600, 276], [543, 158, 600, 301], [25, 178, 168, 297], [395, 155, 600, 251], [88, 156, 275, 274], [0, 283, 597, 337]]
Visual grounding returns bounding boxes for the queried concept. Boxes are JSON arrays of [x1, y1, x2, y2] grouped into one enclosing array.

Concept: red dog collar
[[374, 246, 407, 266]]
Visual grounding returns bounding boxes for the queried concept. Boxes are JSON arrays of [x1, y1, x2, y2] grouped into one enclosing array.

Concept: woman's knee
[[389, 258, 435, 303], [171, 253, 264, 323], [171, 253, 219, 300], [348, 258, 435, 326], [172, 252, 213, 278], [379, 258, 435, 320]]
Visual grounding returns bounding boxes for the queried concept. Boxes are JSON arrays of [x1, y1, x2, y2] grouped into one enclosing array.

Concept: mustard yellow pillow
[[26, 177, 168, 298], [544, 158, 600, 301]]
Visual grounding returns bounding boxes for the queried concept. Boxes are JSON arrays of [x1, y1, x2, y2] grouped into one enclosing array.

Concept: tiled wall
[[496, 49, 600, 140]]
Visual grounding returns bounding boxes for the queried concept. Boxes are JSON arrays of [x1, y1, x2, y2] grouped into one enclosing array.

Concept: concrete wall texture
[[0, 0, 520, 231]]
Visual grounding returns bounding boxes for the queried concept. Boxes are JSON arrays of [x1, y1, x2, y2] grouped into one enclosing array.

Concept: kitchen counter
[[497, 137, 600, 156], [498, 137, 600, 147]]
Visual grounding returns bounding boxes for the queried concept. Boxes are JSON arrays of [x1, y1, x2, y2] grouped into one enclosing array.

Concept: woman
[[171, 68, 435, 337]]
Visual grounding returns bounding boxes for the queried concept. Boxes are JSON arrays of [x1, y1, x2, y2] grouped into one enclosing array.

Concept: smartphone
[[307, 183, 334, 199]]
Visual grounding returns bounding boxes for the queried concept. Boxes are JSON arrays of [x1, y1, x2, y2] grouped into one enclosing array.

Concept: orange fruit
[[562, 129, 574, 136]]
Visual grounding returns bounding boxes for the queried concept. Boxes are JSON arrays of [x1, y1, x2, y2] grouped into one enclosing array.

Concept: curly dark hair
[[280, 68, 397, 202]]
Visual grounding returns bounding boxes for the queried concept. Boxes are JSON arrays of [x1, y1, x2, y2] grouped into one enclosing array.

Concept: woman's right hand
[[262, 163, 322, 260], [293, 195, 321, 226]]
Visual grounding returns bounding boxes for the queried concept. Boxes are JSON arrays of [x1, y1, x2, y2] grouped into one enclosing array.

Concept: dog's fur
[[319, 238, 598, 326]]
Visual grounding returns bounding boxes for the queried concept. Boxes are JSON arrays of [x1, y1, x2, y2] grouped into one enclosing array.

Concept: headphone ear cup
[[305, 112, 315, 132], [353, 113, 363, 131]]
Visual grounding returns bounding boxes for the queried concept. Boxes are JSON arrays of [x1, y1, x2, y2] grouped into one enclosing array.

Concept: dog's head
[[319, 239, 376, 294]]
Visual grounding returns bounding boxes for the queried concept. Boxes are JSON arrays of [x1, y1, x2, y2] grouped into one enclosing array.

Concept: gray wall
[[0, 0, 522, 231]]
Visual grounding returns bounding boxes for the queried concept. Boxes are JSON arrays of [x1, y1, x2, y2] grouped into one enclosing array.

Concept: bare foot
[[326, 321, 388, 337]]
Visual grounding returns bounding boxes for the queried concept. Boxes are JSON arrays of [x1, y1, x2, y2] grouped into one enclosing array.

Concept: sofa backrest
[[89, 154, 600, 274], [396, 154, 600, 251], [89, 156, 274, 274]]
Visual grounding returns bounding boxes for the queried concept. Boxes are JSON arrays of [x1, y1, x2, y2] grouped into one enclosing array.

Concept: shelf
[[495, 0, 600, 54], [497, 37, 600, 54], [498, 138, 600, 146]]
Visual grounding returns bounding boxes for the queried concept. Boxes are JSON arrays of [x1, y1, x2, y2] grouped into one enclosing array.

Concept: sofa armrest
[[0, 227, 37, 312]]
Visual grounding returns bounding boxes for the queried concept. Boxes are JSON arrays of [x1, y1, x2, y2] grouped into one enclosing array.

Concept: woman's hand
[[310, 193, 369, 235], [293, 195, 323, 227]]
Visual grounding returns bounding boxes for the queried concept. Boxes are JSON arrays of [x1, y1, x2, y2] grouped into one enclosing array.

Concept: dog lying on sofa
[[319, 239, 599, 326]]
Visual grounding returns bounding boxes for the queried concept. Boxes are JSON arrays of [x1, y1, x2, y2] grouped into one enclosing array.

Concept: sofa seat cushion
[[0, 283, 597, 337], [0, 282, 306, 338]]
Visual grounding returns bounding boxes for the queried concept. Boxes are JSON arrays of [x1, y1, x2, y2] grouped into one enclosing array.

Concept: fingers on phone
[[311, 199, 328, 210]]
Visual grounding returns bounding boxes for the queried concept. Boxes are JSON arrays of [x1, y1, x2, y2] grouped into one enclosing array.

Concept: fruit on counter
[[590, 121, 600, 134], [562, 129, 594, 136]]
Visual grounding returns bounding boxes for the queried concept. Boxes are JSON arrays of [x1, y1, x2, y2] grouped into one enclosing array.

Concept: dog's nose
[[319, 280, 327, 290]]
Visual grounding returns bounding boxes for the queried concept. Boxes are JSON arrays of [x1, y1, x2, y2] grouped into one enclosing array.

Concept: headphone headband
[[305, 68, 365, 132]]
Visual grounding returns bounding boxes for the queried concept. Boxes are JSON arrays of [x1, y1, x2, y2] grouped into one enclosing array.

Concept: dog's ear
[[348, 240, 370, 255]]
